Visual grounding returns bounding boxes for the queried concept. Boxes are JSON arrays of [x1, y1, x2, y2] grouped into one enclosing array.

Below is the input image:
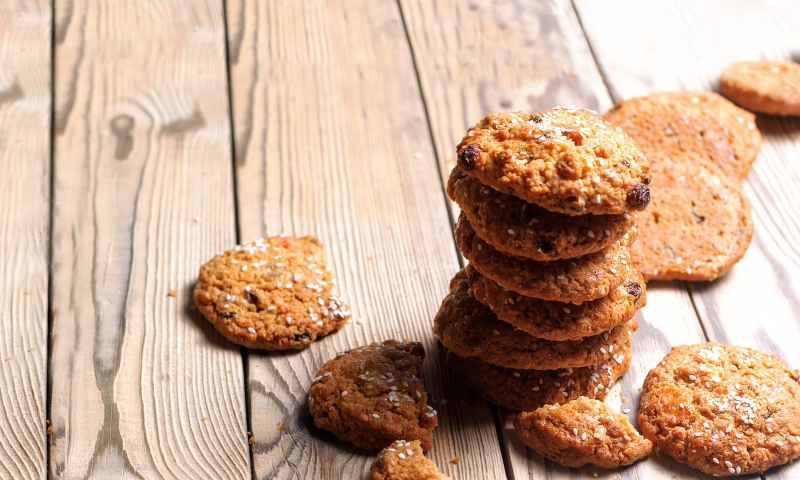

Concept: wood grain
[[226, 0, 505, 478], [49, 1, 249, 478], [401, 0, 714, 478], [0, 1, 51, 478], [576, 1, 800, 478]]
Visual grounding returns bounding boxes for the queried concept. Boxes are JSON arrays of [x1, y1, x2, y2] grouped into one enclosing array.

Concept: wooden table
[[2, 1, 799, 478]]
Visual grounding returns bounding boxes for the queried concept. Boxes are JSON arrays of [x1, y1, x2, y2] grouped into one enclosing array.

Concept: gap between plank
[[394, 0, 463, 267], [46, 0, 57, 475], [220, 0, 255, 478]]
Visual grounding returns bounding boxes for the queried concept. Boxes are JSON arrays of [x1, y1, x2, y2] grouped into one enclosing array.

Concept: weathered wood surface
[[1, 1, 799, 479], [226, 0, 504, 478], [49, 1, 249, 478], [576, 1, 800, 479], [0, 1, 51, 478]]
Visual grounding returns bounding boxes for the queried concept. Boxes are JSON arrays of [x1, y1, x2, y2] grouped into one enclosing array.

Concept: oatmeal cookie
[[456, 213, 632, 303], [628, 154, 753, 281], [432, 270, 637, 370], [604, 91, 761, 182], [194, 236, 350, 350], [720, 61, 800, 116], [455, 107, 650, 215], [442, 340, 631, 411], [514, 397, 652, 468], [639, 343, 800, 476], [308, 340, 438, 451], [466, 264, 645, 341], [447, 166, 636, 260]]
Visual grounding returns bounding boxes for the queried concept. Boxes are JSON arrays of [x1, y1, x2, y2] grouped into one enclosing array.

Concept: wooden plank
[[49, 1, 249, 478], [0, 1, 51, 478], [225, 1, 505, 478], [575, 1, 800, 479], [401, 0, 714, 478]]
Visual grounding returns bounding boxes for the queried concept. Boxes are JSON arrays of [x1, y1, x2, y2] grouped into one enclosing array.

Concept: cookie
[[447, 166, 636, 260], [456, 213, 633, 303], [628, 154, 753, 281], [455, 107, 651, 215], [432, 270, 637, 370], [442, 339, 631, 411], [639, 343, 800, 476], [194, 236, 350, 350], [604, 91, 761, 182], [720, 61, 800, 116], [308, 340, 438, 451], [514, 397, 653, 468], [370, 440, 449, 480], [466, 264, 645, 341]]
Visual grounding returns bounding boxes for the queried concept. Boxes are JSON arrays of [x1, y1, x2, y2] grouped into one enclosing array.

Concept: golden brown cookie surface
[[456, 213, 632, 303], [442, 340, 631, 412], [456, 108, 650, 215], [604, 91, 761, 182], [308, 340, 438, 451], [447, 166, 636, 260], [721, 61, 800, 116], [628, 154, 753, 281], [432, 270, 637, 370], [639, 343, 800, 476], [466, 264, 645, 341], [194, 236, 350, 350], [370, 440, 449, 480], [515, 397, 652, 468]]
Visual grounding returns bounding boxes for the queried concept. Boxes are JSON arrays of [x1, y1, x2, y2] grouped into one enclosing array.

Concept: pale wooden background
[[1, 1, 799, 479]]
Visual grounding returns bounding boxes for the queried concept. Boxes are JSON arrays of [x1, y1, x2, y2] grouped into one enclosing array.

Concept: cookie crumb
[[450, 456, 461, 465], [167, 290, 177, 298]]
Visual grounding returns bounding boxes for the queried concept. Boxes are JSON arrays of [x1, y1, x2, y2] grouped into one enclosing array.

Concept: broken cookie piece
[[308, 340, 438, 451], [370, 440, 449, 480], [514, 396, 652, 468]]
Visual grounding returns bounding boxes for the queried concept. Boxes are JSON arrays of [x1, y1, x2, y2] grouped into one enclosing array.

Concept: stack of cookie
[[434, 107, 650, 411]]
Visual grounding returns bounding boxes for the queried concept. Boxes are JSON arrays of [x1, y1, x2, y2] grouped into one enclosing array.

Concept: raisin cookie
[[455, 107, 650, 215], [628, 154, 753, 281], [456, 213, 632, 303], [604, 91, 761, 182], [432, 270, 637, 370], [442, 340, 631, 411], [447, 166, 636, 260], [720, 60, 800, 116], [515, 397, 652, 468], [466, 264, 645, 341], [308, 340, 438, 451], [639, 343, 800, 476], [370, 440, 450, 480], [194, 236, 350, 349]]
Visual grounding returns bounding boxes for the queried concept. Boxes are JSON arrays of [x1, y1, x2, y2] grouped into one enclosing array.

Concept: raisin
[[293, 333, 311, 343], [220, 311, 233, 319], [626, 184, 650, 210], [537, 235, 555, 254], [531, 115, 542, 123], [626, 282, 643, 300], [458, 144, 481, 170]]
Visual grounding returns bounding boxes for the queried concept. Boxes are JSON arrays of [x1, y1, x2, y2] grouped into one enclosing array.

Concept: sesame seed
[[624, 435, 632, 441], [694, 432, 702, 437], [604, 229, 611, 236], [712, 458, 719, 464], [778, 441, 784, 446], [285, 316, 293, 324], [241, 265, 248, 271], [341, 391, 348, 396], [623, 408, 631, 414], [532, 386, 539, 391], [563, 307, 571, 313], [507, 228, 515, 235], [728, 467, 735, 474], [588, 231, 595, 238], [581, 432, 587, 441], [549, 406, 557, 410], [372, 413, 380, 419], [513, 372, 521, 377], [398, 453, 406, 460], [724, 461, 732, 468], [732, 446, 738, 452], [736, 467, 741, 474], [736, 433, 743, 438], [247, 327, 256, 334], [573, 428, 578, 435], [493, 330, 500, 335], [604, 254, 611, 259], [689, 375, 697, 381]]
